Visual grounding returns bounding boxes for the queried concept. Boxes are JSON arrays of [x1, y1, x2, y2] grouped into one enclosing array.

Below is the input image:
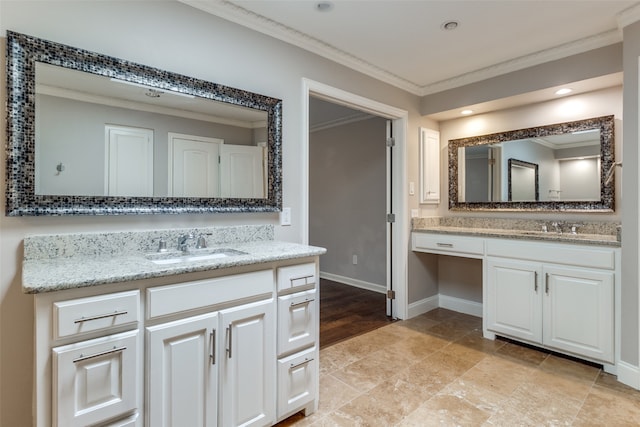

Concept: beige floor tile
[[319, 343, 362, 375], [397, 394, 492, 426], [425, 321, 475, 341], [494, 341, 550, 366], [330, 348, 402, 392], [461, 355, 535, 396], [528, 368, 593, 403], [538, 354, 600, 383], [573, 385, 640, 426], [438, 378, 508, 415], [316, 374, 362, 416], [334, 377, 431, 426], [594, 371, 640, 400], [376, 333, 451, 365]]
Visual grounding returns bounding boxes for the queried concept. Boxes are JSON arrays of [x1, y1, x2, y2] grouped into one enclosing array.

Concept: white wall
[[0, 2, 424, 425]]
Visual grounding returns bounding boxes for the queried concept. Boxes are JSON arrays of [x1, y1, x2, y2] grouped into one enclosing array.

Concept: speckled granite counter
[[412, 217, 621, 247], [23, 225, 326, 294]]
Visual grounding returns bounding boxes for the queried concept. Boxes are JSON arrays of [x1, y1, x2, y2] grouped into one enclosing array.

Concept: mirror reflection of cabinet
[[419, 128, 440, 204]]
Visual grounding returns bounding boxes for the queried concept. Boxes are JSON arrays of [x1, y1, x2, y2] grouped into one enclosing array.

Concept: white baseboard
[[439, 295, 483, 317], [319, 272, 386, 294], [616, 360, 640, 390], [408, 295, 439, 318], [406, 294, 483, 319]]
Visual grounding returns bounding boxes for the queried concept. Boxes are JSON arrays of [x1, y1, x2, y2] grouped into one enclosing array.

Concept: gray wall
[[37, 94, 255, 196], [309, 117, 387, 287], [621, 21, 640, 367]]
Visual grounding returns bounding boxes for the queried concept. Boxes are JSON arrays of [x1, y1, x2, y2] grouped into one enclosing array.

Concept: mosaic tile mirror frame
[[5, 31, 283, 216], [448, 115, 615, 212]]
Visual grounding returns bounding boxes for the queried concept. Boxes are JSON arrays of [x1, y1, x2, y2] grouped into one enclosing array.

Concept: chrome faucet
[[177, 233, 195, 252]]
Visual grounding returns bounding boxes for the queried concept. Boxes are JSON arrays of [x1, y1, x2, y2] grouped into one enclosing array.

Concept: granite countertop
[[411, 217, 621, 247], [23, 226, 326, 294], [412, 226, 620, 247]]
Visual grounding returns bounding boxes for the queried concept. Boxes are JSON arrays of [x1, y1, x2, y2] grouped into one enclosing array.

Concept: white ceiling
[[182, 0, 639, 97]]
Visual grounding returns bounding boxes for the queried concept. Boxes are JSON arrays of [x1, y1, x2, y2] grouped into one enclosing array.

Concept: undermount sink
[[146, 248, 248, 265]]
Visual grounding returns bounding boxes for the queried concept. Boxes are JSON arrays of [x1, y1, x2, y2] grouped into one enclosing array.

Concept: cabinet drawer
[[53, 290, 140, 340], [486, 239, 616, 270], [277, 346, 317, 419], [278, 289, 317, 356], [147, 269, 273, 319], [52, 330, 139, 427], [277, 263, 317, 293], [412, 233, 484, 257]]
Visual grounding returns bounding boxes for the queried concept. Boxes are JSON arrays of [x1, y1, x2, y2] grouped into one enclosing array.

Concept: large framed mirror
[[448, 115, 615, 212], [6, 31, 282, 215]]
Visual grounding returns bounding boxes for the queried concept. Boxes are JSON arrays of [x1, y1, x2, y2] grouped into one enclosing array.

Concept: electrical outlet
[[352, 254, 358, 265], [411, 209, 419, 218], [280, 207, 291, 226]]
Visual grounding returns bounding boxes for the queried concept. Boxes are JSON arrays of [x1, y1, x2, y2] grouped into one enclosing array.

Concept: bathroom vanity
[[23, 225, 325, 427], [411, 218, 621, 372]]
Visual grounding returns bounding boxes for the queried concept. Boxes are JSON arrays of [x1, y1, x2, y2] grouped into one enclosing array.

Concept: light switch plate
[[280, 207, 291, 226]]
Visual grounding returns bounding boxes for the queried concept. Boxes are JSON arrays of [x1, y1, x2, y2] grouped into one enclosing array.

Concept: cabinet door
[[486, 258, 542, 343], [146, 312, 218, 427], [220, 299, 275, 427], [543, 266, 614, 363], [52, 330, 139, 427]]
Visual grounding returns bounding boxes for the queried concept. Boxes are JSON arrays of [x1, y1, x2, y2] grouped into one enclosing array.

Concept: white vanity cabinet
[[145, 269, 275, 427], [486, 239, 615, 364], [486, 259, 614, 363], [42, 290, 142, 427], [412, 231, 619, 368], [34, 257, 321, 427], [275, 263, 319, 421]]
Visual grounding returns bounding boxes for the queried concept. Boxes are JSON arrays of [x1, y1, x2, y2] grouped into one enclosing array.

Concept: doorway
[[302, 78, 409, 323]]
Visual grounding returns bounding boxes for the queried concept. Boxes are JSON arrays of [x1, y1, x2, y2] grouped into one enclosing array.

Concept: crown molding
[[617, 2, 640, 29], [419, 29, 622, 95], [181, 0, 624, 97]]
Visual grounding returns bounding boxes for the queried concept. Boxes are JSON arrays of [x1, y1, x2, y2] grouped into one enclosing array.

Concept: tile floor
[[277, 308, 640, 426]]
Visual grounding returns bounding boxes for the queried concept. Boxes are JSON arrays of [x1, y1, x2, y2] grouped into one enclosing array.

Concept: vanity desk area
[[412, 217, 621, 373]]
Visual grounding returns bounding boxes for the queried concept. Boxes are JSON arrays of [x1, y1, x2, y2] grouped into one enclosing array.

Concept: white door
[[486, 258, 542, 343], [219, 144, 265, 198], [543, 266, 614, 363], [168, 133, 222, 197], [105, 125, 154, 196], [219, 299, 275, 427], [146, 312, 218, 427]]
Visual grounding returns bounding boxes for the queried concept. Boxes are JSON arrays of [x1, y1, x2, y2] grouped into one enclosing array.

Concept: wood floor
[[319, 279, 394, 348]]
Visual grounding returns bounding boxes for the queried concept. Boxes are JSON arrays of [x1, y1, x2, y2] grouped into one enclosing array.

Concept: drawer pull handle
[[74, 310, 128, 324], [226, 326, 233, 359], [290, 298, 315, 308], [73, 346, 126, 363], [290, 357, 314, 370], [289, 274, 314, 286], [210, 329, 216, 365], [436, 243, 454, 248], [545, 273, 550, 294], [534, 272, 538, 292]]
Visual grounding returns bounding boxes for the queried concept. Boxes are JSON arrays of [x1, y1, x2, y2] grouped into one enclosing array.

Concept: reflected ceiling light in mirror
[[109, 78, 195, 98], [555, 88, 573, 95], [316, 1, 333, 12]]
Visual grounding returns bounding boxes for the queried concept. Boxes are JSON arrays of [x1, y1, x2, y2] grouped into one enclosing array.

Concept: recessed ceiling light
[[441, 21, 459, 31], [555, 88, 572, 95], [461, 109, 473, 115], [316, 1, 333, 12]]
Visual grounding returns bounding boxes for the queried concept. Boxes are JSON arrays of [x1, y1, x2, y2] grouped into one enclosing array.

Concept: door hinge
[[387, 290, 396, 299], [386, 137, 395, 147], [386, 213, 395, 223]]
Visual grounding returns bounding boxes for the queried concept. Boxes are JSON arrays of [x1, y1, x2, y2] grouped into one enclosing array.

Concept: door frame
[[301, 78, 409, 320]]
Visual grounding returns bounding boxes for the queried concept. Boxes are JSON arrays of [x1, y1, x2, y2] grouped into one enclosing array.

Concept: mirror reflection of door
[[105, 125, 154, 197], [219, 145, 266, 198], [168, 133, 222, 197], [508, 158, 539, 201]]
